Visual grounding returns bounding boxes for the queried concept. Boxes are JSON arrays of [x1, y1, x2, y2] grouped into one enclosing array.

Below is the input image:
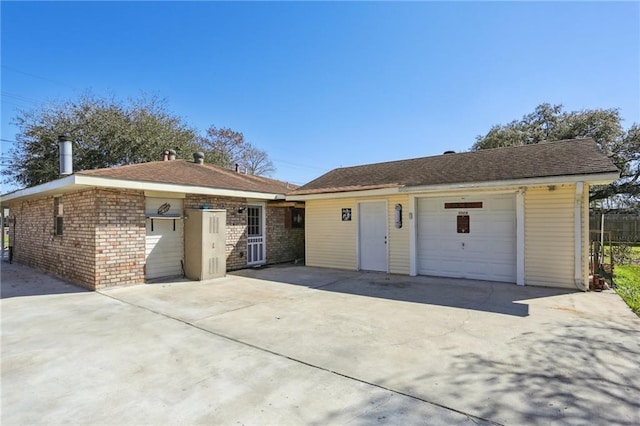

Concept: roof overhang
[[285, 172, 620, 201], [1, 174, 286, 204]]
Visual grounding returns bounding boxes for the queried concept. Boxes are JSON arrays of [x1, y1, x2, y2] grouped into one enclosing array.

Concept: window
[[291, 208, 305, 229], [54, 196, 63, 236], [247, 206, 262, 236]]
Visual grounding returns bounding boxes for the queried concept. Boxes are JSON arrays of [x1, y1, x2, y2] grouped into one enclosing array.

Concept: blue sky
[[2, 1, 639, 190]]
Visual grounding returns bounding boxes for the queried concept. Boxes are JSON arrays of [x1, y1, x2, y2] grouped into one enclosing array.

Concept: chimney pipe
[[235, 163, 239, 173], [58, 134, 73, 176], [168, 149, 176, 161], [162, 150, 170, 161], [193, 152, 205, 165]]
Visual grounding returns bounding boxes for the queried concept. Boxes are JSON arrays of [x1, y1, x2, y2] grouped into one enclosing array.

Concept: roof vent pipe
[[168, 149, 176, 161], [193, 152, 205, 165], [58, 134, 73, 176], [235, 163, 239, 173], [162, 150, 170, 161]]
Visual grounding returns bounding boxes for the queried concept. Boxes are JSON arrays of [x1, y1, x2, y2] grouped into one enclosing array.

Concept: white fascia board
[[399, 173, 620, 194], [72, 175, 285, 200], [0, 175, 78, 203], [285, 172, 619, 201], [286, 187, 401, 201], [1, 174, 285, 204]]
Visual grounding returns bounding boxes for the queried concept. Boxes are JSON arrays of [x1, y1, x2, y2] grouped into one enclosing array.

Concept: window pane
[[247, 206, 261, 236]]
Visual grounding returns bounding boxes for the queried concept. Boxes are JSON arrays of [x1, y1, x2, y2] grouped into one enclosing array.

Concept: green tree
[[472, 103, 639, 204], [199, 125, 275, 176], [4, 93, 199, 188]]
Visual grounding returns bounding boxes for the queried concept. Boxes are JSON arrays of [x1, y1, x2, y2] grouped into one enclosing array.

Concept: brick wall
[[184, 195, 248, 270], [7, 190, 305, 289], [7, 190, 97, 289], [266, 206, 305, 264], [94, 189, 145, 288]]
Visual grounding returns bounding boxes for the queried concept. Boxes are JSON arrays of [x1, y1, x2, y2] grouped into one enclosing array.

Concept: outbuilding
[[288, 139, 619, 290], [1, 153, 304, 290]]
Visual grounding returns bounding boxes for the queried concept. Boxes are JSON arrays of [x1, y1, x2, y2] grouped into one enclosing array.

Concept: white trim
[[516, 188, 525, 286], [144, 191, 186, 199], [288, 172, 619, 201], [574, 182, 587, 291], [357, 199, 389, 273], [74, 176, 285, 200], [0, 175, 76, 203], [290, 187, 400, 201], [1, 174, 285, 204], [399, 173, 619, 194], [409, 195, 417, 276]]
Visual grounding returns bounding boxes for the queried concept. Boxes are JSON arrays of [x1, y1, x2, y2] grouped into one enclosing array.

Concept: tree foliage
[[199, 125, 275, 176], [472, 103, 639, 204], [3, 93, 277, 188]]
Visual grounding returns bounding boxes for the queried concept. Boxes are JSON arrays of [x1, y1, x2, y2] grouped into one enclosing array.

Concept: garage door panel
[[417, 194, 516, 283]]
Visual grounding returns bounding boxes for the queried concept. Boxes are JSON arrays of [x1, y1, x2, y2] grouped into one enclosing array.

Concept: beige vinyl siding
[[525, 184, 575, 288], [305, 194, 410, 273], [305, 199, 358, 270]]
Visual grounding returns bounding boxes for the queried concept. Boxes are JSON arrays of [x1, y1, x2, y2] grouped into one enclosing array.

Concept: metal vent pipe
[[58, 134, 73, 176]]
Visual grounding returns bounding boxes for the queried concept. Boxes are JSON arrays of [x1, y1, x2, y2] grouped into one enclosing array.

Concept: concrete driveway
[[2, 262, 639, 425]]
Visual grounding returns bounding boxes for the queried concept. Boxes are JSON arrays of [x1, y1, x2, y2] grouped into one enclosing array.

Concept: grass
[[614, 265, 640, 316], [601, 244, 640, 265]]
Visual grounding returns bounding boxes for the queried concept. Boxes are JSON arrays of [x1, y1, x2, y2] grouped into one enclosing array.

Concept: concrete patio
[[2, 262, 639, 425]]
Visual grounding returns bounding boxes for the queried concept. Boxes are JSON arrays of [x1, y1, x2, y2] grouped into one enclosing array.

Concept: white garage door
[[145, 198, 184, 280], [417, 194, 516, 283]]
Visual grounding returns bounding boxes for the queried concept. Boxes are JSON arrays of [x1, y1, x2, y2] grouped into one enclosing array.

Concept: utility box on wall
[[184, 209, 227, 280]]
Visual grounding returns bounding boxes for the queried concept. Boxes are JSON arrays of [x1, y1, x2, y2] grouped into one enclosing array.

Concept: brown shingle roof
[[78, 160, 295, 194], [290, 139, 618, 195]]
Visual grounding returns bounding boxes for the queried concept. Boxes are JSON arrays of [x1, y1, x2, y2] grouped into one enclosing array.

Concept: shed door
[[145, 198, 184, 280], [417, 194, 516, 283], [359, 201, 388, 272]]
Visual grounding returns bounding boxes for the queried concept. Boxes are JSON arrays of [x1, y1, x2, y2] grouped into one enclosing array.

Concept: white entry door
[[247, 205, 265, 265], [359, 201, 388, 272]]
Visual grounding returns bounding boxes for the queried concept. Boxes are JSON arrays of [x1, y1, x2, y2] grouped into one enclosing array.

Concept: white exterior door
[[359, 201, 388, 272], [417, 194, 516, 283], [145, 198, 184, 280], [247, 204, 265, 265]]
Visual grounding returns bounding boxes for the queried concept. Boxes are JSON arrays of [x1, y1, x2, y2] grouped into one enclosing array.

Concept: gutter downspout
[[574, 182, 588, 291]]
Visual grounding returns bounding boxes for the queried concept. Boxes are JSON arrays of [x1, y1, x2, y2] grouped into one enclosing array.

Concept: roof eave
[[0, 175, 79, 204], [286, 187, 402, 201], [284, 172, 620, 201], [399, 172, 620, 194], [1, 174, 287, 204]]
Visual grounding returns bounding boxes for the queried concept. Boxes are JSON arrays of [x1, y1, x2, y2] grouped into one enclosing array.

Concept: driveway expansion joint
[[98, 290, 503, 426]]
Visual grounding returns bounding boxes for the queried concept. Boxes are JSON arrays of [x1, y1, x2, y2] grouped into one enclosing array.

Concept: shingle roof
[[78, 160, 296, 194], [290, 138, 618, 195]]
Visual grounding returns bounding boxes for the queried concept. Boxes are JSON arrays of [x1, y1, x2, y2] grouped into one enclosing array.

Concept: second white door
[[359, 201, 388, 272]]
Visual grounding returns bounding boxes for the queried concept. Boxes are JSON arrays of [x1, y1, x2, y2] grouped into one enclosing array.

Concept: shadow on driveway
[[231, 264, 576, 317], [0, 261, 88, 298]]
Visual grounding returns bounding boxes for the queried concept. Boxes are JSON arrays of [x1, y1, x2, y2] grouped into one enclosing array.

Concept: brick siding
[[7, 189, 304, 289], [7, 191, 97, 289], [266, 206, 305, 264], [94, 189, 145, 288]]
